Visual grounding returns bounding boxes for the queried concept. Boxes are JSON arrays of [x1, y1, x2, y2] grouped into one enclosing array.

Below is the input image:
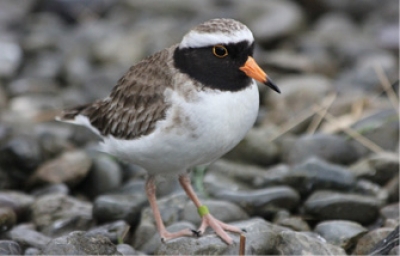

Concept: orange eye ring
[[212, 45, 228, 58]]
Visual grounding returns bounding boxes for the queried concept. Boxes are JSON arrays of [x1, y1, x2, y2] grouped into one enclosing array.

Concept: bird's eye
[[212, 45, 228, 58]]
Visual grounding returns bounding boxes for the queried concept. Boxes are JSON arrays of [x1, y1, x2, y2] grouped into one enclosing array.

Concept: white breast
[[100, 81, 259, 175]]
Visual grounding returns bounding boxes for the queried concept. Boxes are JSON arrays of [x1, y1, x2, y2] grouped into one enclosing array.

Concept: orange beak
[[239, 56, 280, 93]]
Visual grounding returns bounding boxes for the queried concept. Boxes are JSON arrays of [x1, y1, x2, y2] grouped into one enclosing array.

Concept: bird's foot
[[160, 228, 195, 243], [197, 213, 242, 244]]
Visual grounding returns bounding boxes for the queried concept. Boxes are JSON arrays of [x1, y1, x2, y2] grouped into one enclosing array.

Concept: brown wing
[[59, 47, 175, 140]]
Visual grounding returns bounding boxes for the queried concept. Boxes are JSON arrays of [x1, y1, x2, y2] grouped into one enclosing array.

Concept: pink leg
[[178, 174, 243, 244], [145, 176, 194, 242]]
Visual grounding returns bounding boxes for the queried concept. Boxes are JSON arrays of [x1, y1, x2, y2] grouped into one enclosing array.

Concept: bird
[[57, 18, 280, 245]]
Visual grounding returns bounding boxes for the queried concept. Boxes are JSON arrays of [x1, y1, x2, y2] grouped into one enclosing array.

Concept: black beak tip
[[265, 78, 280, 94]]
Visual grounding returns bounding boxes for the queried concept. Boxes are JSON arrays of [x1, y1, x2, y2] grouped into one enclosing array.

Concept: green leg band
[[197, 205, 209, 217]]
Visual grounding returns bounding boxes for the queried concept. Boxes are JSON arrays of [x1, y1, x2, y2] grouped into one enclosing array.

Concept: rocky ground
[[0, 0, 399, 255]]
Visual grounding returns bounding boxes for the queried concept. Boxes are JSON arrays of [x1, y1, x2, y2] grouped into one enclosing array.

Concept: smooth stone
[[349, 109, 399, 155], [314, 220, 367, 250], [260, 158, 356, 196], [206, 159, 269, 189], [380, 203, 400, 220], [240, 0, 305, 42], [385, 175, 399, 203], [7, 224, 51, 250], [304, 190, 382, 224], [20, 51, 63, 79], [32, 194, 93, 236], [92, 194, 147, 226], [0, 38, 22, 78], [335, 51, 398, 93], [273, 210, 310, 232], [0, 207, 16, 232], [260, 49, 337, 76], [354, 227, 397, 255], [350, 152, 399, 185], [353, 179, 388, 203], [182, 200, 249, 226], [24, 247, 40, 255], [275, 230, 346, 255], [0, 240, 22, 255], [0, 0, 33, 27], [83, 153, 122, 198], [33, 0, 117, 23], [0, 191, 34, 221], [111, 179, 146, 195], [155, 218, 283, 255], [139, 221, 196, 254], [7, 78, 59, 97], [88, 220, 130, 244], [31, 183, 69, 197], [29, 150, 92, 188], [291, 157, 356, 195], [9, 94, 62, 121], [283, 133, 360, 165], [20, 13, 65, 52], [0, 135, 42, 175], [263, 74, 332, 129], [224, 127, 280, 166], [208, 185, 300, 216], [117, 244, 139, 256], [40, 231, 122, 255]]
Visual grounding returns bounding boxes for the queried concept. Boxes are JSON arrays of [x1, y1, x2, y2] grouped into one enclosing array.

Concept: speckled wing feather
[[60, 47, 175, 140]]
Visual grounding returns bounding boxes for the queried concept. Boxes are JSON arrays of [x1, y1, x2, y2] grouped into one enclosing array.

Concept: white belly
[[101, 81, 259, 175]]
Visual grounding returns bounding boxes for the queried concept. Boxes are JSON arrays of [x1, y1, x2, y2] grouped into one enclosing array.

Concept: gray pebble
[[304, 190, 382, 224], [314, 220, 367, 250], [0, 240, 22, 255]]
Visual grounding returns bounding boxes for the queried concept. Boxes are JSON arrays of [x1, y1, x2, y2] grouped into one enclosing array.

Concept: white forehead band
[[179, 28, 254, 49]]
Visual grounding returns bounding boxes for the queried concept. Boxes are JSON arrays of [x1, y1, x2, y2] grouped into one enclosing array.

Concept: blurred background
[[0, 0, 398, 255]]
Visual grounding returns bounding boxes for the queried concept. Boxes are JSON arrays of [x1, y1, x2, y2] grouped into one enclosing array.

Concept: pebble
[[275, 230, 346, 255], [7, 78, 60, 97], [116, 243, 140, 256], [242, 0, 305, 43], [0, 38, 22, 78], [0, 240, 22, 255], [259, 157, 356, 196], [31, 183, 70, 197], [6, 224, 51, 250], [380, 203, 399, 220], [208, 185, 300, 216], [273, 210, 310, 232], [82, 153, 122, 198], [264, 74, 332, 124], [40, 231, 121, 255], [92, 194, 147, 226], [314, 220, 367, 250], [88, 220, 130, 244], [182, 200, 249, 226], [385, 175, 399, 203], [20, 51, 63, 79], [0, 207, 16, 232], [224, 127, 280, 166], [349, 109, 399, 155], [29, 150, 92, 188], [283, 133, 360, 165], [156, 218, 284, 255], [0, 191, 34, 221], [350, 152, 399, 185], [32, 194, 93, 236], [353, 227, 397, 255], [304, 190, 382, 224], [0, 135, 42, 176]]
